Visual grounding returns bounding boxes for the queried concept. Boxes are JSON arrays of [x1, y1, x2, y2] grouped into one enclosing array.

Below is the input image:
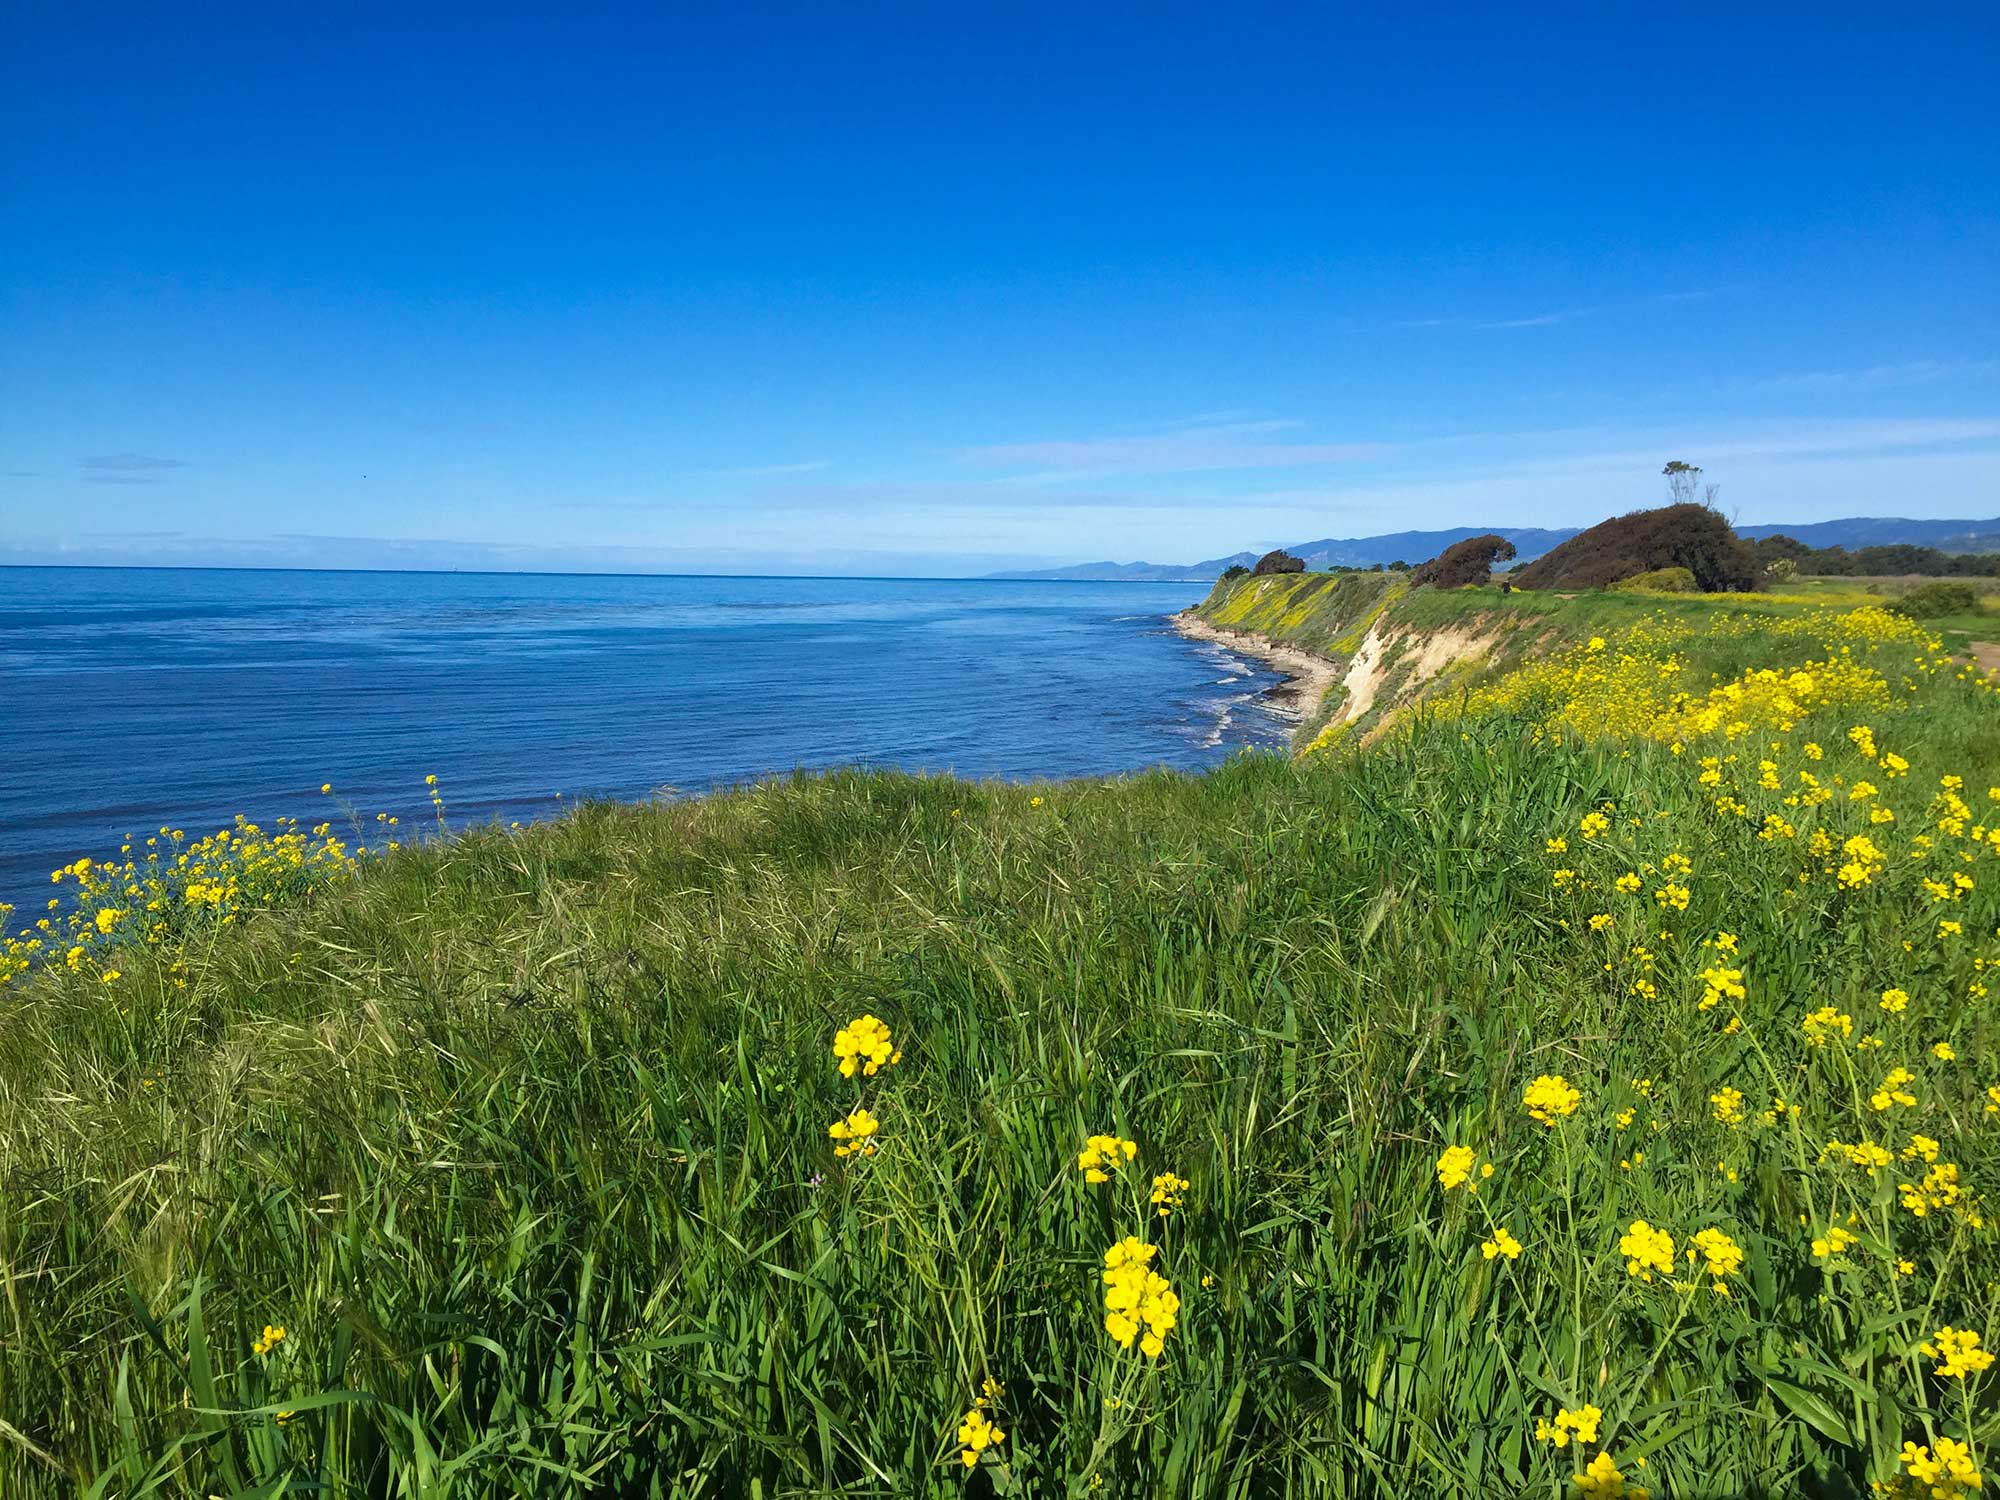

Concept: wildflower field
[[3, 597, 1999, 1497]]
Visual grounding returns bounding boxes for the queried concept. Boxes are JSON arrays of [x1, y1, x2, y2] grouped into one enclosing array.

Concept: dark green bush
[[1252, 549, 1304, 576], [1512, 504, 1759, 592], [1612, 566, 1697, 594], [1891, 581, 1980, 619], [1752, 535, 2000, 578], [1411, 534, 1516, 589]]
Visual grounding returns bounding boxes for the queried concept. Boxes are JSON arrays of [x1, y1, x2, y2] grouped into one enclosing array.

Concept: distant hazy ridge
[[991, 514, 2000, 581]]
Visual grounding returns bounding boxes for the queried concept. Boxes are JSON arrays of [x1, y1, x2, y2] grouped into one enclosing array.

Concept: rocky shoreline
[[1171, 609, 1342, 725]]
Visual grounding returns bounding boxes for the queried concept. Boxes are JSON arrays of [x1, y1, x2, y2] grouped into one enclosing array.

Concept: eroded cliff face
[[1190, 572, 1548, 748]]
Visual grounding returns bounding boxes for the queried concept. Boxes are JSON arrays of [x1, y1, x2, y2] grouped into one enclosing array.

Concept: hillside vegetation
[[1511, 505, 1761, 593], [4, 588, 2000, 1498]]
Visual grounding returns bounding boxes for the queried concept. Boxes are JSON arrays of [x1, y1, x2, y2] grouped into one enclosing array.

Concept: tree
[[1410, 534, 1518, 588], [1750, 534, 1812, 571], [1511, 504, 1760, 592], [1663, 460, 1722, 513], [1252, 549, 1305, 576], [1219, 564, 1250, 582], [1663, 460, 1703, 506]]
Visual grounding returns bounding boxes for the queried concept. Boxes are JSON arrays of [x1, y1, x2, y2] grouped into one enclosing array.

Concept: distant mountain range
[[986, 516, 2000, 581]]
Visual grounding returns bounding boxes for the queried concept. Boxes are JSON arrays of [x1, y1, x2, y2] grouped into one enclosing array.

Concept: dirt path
[[1970, 641, 2000, 676]]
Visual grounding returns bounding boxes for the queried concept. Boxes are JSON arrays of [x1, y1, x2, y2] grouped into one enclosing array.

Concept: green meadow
[[4, 586, 1999, 1498]]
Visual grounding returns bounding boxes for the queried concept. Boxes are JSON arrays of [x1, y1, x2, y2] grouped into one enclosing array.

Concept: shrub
[[1753, 537, 2000, 579], [1750, 533, 1813, 569], [1252, 549, 1304, 576], [1891, 581, 1980, 619], [1611, 566, 1697, 594], [1410, 534, 1517, 589], [1512, 504, 1760, 592], [1219, 564, 1249, 582]]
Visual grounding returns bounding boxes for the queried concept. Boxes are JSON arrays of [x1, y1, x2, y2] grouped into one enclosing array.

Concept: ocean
[[0, 567, 1295, 912]]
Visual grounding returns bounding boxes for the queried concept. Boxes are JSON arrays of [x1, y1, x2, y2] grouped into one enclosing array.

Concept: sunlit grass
[[3, 601, 1999, 1496]]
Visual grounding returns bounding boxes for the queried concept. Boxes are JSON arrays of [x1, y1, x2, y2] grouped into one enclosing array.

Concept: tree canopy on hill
[[1252, 549, 1305, 576], [1410, 534, 1517, 589], [1749, 535, 2000, 579], [1512, 504, 1760, 592]]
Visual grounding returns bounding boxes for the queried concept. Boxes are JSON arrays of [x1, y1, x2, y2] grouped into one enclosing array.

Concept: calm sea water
[[0, 568, 1294, 911]]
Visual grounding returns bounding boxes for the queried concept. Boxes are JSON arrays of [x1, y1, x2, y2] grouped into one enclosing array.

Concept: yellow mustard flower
[[1618, 1220, 1674, 1281], [1481, 1227, 1523, 1261], [1690, 1227, 1744, 1294], [1921, 1327, 1996, 1380], [1078, 1134, 1138, 1183], [1574, 1450, 1647, 1500], [1523, 1074, 1581, 1126], [832, 1014, 900, 1078], [1435, 1144, 1477, 1189], [829, 1107, 880, 1158], [956, 1407, 1005, 1468], [1534, 1403, 1601, 1448], [1811, 1224, 1855, 1260], [1102, 1237, 1178, 1358], [1150, 1172, 1190, 1217]]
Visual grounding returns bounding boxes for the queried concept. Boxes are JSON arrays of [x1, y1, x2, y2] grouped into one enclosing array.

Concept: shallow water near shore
[[0, 567, 1296, 910]]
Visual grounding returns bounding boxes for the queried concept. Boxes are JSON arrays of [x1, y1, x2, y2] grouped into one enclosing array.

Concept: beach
[[1171, 608, 1342, 723]]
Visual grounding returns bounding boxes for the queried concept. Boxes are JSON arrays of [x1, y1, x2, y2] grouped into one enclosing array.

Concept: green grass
[[5, 601, 2000, 1497], [1193, 571, 1400, 656]]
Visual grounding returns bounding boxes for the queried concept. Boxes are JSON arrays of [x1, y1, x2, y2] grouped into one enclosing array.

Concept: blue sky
[[3, 2, 1996, 575]]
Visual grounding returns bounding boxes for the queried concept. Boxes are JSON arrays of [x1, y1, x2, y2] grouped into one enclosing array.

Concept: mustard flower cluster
[[4, 808, 373, 991], [1573, 1451, 1649, 1500], [1535, 1404, 1601, 1448], [827, 1014, 901, 1161], [1440, 1144, 1488, 1192], [1885, 1438, 1983, 1498], [1534, 1404, 1649, 1497], [832, 1014, 901, 1078], [1923, 1327, 1997, 1380], [1077, 1133, 1137, 1184], [1434, 612, 2000, 1500], [1617, 1220, 1675, 1282], [955, 1407, 1004, 1469], [828, 1107, 880, 1158], [1101, 1237, 1181, 1358], [1432, 606, 1929, 748], [1523, 1074, 1582, 1125], [1481, 1227, 1523, 1261], [1689, 1227, 1745, 1295]]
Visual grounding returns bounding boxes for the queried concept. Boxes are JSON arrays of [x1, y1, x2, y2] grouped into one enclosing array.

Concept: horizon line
[[0, 561, 1209, 585]]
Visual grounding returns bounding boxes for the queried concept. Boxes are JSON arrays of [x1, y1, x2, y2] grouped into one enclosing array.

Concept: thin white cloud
[[1393, 309, 1590, 331], [1473, 309, 1588, 330], [958, 420, 1391, 479], [715, 459, 834, 478], [81, 452, 187, 472], [1745, 359, 2000, 393]]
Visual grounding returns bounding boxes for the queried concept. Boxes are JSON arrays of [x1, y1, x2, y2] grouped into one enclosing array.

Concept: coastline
[[1171, 609, 1342, 725]]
